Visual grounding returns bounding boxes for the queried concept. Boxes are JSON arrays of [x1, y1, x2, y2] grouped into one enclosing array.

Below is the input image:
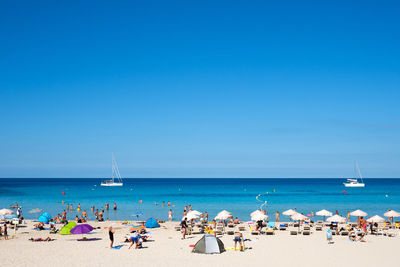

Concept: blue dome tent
[[145, 217, 160, 228], [38, 215, 50, 223]]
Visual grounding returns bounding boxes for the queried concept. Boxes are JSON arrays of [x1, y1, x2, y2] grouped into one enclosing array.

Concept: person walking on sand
[[181, 218, 188, 239], [4, 224, 8, 240], [168, 209, 173, 221], [109, 226, 115, 248]]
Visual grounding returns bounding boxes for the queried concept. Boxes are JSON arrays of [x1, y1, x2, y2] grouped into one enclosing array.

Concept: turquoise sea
[[0, 178, 399, 221]]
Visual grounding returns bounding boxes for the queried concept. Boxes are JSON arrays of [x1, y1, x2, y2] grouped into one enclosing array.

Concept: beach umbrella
[[251, 213, 268, 221], [215, 210, 232, 220], [60, 221, 77, 235], [0, 209, 14, 215], [316, 209, 333, 221], [250, 210, 264, 217], [350, 210, 367, 217], [384, 210, 400, 223], [291, 213, 308, 221], [326, 215, 346, 223], [70, 224, 94, 235], [187, 210, 202, 216], [367, 215, 385, 223], [282, 209, 297, 216], [186, 213, 200, 221], [384, 210, 400, 218]]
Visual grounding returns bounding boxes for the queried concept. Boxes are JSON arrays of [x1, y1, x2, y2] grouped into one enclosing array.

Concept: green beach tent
[[60, 221, 77, 235]]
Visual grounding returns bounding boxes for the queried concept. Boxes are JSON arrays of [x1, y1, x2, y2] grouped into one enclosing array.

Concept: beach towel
[[111, 245, 123, 249]]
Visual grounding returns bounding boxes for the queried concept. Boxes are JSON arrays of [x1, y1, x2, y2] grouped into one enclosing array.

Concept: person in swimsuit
[[168, 209, 173, 221], [234, 232, 245, 251], [109, 226, 115, 248], [4, 225, 8, 240], [181, 218, 188, 239], [129, 231, 140, 249], [113, 203, 117, 210]]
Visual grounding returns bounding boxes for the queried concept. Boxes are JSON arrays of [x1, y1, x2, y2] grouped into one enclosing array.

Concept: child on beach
[[326, 226, 333, 244]]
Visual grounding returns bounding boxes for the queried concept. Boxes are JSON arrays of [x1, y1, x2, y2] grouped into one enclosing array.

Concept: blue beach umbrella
[[38, 215, 50, 223]]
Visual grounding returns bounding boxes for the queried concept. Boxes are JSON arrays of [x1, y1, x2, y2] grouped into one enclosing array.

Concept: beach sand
[[0, 220, 398, 267]]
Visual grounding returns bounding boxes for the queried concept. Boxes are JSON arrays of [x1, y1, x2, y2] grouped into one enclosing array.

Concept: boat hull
[[101, 183, 123, 187], [344, 183, 365, 187]]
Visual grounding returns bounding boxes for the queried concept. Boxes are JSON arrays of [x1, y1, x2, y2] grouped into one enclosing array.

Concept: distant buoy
[[385, 194, 389, 198]]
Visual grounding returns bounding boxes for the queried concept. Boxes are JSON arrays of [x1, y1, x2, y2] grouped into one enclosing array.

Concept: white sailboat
[[344, 161, 365, 187], [101, 153, 123, 187]]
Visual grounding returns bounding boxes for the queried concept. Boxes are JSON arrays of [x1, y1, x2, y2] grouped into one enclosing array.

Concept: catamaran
[[101, 153, 123, 187], [344, 161, 365, 187]]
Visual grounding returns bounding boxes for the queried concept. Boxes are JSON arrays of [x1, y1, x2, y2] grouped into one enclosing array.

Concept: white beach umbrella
[[326, 214, 346, 223], [384, 210, 400, 218], [291, 213, 308, 221], [282, 209, 297, 216], [367, 215, 385, 223], [215, 210, 232, 220], [250, 210, 264, 217], [0, 209, 14, 215], [316, 209, 332, 221], [185, 213, 200, 221], [350, 209, 367, 217], [251, 213, 268, 221], [187, 210, 202, 216], [316, 210, 333, 217]]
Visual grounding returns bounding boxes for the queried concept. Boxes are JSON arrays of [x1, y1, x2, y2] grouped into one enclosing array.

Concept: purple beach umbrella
[[70, 224, 94, 235]]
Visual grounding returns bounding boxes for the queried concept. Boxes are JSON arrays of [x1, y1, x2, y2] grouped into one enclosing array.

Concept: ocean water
[[0, 178, 399, 221]]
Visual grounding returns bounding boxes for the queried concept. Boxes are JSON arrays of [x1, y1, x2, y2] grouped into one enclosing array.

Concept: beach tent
[[145, 217, 160, 228], [41, 212, 52, 219], [192, 234, 225, 254], [60, 221, 77, 235], [38, 215, 50, 223]]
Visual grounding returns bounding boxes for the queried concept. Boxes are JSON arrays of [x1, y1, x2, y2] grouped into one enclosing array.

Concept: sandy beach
[[1, 220, 398, 267]]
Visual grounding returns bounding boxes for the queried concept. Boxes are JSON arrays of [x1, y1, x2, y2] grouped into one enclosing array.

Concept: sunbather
[[29, 237, 54, 242]]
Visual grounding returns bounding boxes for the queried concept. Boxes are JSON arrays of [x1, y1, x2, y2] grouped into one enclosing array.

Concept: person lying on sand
[[29, 237, 54, 242]]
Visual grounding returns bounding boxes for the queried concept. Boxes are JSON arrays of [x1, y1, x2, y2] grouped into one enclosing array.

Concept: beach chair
[[315, 226, 322, 231], [302, 230, 310, 235], [227, 230, 234, 235], [227, 223, 235, 228], [340, 231, 349, 236], [290, 230, 298, 235], [238, 225, 246, 231], [265, 229, 275, 235], [279, 224, 287, 231]]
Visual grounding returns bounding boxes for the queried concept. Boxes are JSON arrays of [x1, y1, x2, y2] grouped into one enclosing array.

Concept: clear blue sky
[[0, 0, 399, 178]]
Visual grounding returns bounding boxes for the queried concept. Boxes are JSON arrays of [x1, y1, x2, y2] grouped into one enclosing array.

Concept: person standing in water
[[109, 226, 115, 248], [168, 209, 173, 221], [275, 211, 280, 222], [70, 204, 73, 212], [113, 203, 117, 210]]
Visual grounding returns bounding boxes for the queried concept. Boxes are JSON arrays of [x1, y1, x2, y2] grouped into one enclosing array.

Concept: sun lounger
[[227, 224, 235, 228], [279, 225, 287, 231], [238, 226, 246, 231], [251, 230, 259, 235], [341, 231, 349, 236], [227, 230, 234, 235], [302, 230, 310, 235], [265, 229, 274, 235], [290, 230, 298, 235], [315, 226, 322, 231]]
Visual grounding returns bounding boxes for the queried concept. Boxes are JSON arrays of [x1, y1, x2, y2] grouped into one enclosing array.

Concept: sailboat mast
[[112, 152, 114, 182]]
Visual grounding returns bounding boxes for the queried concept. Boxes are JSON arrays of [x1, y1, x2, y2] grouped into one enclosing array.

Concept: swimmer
[[139, 200, 143, 204], [113, 203, 117, 210]]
